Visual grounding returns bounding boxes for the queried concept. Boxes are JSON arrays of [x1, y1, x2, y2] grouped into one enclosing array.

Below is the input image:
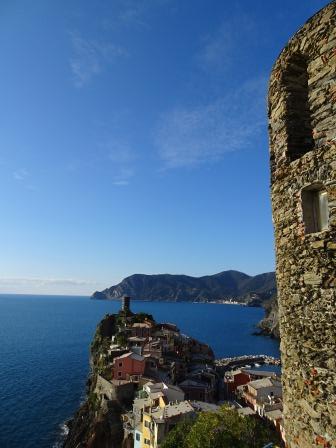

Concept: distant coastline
[[91, 270, 276, 310], [94, 297, 248, 305]]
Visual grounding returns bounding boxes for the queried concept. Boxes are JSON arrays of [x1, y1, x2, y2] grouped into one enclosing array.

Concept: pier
[[215, 354, 281, 373]]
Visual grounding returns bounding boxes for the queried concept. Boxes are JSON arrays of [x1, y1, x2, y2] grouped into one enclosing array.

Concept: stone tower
[[268, 2, 336, 447], [122, 295, 131, 313]]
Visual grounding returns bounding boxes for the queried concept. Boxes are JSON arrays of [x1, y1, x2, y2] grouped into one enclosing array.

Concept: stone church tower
[[268, 2, 336, 447]]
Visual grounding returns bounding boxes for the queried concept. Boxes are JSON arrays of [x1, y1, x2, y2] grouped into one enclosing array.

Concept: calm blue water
[[0, 294, 280, 448]]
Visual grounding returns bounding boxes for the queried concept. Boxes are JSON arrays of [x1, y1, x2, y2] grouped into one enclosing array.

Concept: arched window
[[283, 53, 314, 161], [302, 185, 329, 234]]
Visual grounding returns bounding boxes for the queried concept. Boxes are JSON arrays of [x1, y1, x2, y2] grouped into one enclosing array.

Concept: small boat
[[254, 363, 261, 367]]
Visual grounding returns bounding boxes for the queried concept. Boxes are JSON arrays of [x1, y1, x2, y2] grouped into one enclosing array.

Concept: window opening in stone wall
[[283, 53, 314, 161], [302, 186, 329, 234]]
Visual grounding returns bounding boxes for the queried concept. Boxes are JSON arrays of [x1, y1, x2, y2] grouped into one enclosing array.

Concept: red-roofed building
[[224, 370, 251, 399], [112, 352, 146, 381]]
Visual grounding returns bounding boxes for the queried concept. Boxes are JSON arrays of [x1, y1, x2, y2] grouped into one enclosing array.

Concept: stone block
[[303, 272, 322, 286]]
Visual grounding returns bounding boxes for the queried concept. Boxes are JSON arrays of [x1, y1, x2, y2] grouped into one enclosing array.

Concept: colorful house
[[112, 352, 145, 381], [239, 378, 282, 412], [141, 400, 194, 448], [224, 370, 251, 398]]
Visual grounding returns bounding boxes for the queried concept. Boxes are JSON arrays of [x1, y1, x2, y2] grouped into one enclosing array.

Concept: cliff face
[[92, 270, 276, 305], [64, 314, 124, 448], [257, 296, 280, 339]]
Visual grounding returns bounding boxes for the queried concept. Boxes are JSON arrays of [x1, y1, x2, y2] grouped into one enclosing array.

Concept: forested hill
[[92, 270, 276, 306]]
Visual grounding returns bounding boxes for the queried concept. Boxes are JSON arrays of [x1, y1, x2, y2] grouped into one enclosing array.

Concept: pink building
[[113, 352, 145, 381]]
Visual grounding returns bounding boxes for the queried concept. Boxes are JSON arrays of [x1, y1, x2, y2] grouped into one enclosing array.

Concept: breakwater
[[215, 354, 281, 373]]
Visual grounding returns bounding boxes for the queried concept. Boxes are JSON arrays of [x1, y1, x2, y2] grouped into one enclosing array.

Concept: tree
[[160, 419, 194, 448], [161, 406, 282, 448]]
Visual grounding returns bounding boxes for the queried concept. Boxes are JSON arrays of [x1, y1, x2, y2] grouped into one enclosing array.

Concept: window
[[302, 186, 329, 233], [118, 362, 123, 367], [118, 371, 122, 377], [283, 53, 314, 161], [144, 438, 150, 445], [136, 433, 141, 441], [144, 420, 151, 428]]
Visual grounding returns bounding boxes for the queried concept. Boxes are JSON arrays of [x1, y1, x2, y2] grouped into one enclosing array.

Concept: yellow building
[[131, 382, 185, 448], [141, 398, 194, 448]]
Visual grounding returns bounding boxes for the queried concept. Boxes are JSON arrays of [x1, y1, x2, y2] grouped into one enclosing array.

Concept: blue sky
[[0, 0, 329, 295]]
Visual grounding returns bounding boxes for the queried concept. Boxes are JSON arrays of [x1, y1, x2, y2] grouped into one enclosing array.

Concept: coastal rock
[[257, 296, 280, 339]]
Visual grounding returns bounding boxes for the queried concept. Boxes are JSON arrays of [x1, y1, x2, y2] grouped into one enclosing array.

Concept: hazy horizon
[[0, 266, 276, 295]]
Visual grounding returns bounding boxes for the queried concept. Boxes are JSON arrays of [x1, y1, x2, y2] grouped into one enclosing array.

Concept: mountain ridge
[[92, 270, 276, 306]]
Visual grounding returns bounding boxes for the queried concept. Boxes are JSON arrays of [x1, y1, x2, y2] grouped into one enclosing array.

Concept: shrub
[[161, 406, 282, 448]]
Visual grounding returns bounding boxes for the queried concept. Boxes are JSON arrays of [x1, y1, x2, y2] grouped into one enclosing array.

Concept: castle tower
[[268, 2, 336, 447], [122, 295, 131, 313]]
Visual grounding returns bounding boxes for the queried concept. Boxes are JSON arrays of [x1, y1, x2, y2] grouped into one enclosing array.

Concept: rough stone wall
[[268, 2, 336, 447]]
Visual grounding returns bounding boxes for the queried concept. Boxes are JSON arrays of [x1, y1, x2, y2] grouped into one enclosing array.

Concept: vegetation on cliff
[[161, 405, 282, 448], [64, 312, 126, 448]]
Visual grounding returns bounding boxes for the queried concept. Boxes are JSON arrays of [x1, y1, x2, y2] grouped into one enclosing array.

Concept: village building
[[224, 370, 252, 399], [224, 368, 280, 399], [179, 378, 215, 403], [131, 322, 153, 338], [112, 352, 146, 381], [141, 400, 194, 448], [142, 339, 163, 359], [238, 378, 282, 415], [123, 381, 187, 448]]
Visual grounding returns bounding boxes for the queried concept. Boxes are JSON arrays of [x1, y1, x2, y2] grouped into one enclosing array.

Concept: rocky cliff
[[92, 270, 276, 305], [257, 296, 280, 339], [63, 314, 124, 448]]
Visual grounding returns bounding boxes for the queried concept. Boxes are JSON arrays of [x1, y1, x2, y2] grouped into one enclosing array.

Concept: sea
[[0, 294, 280, 448]]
